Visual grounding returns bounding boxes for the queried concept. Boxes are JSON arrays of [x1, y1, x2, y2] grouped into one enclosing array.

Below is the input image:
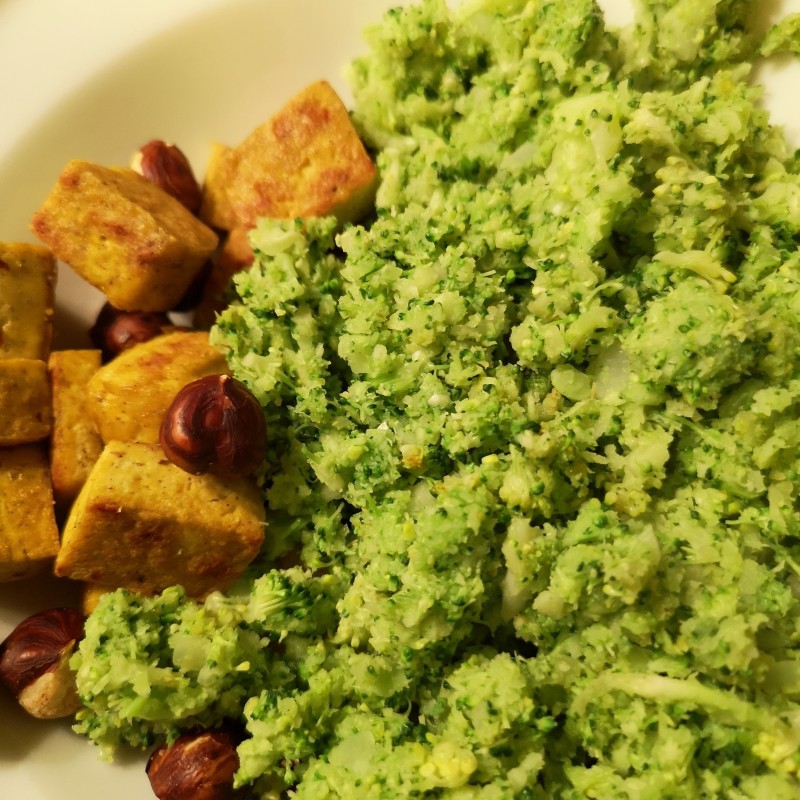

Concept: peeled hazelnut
[[132, 140, 203, 213], [159, 374, 266, 477], [146, 729, 241, 800], [90, 302, 173, 361], [0, 607, 84, 719]]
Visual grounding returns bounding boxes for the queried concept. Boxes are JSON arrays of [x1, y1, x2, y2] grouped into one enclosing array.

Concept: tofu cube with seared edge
[[200, 80, 378, 230], [0, 242, 56, 361], [86, 330, 229, 445], [48, 349, 104, 509], [31, 160, 218, 312], [55, 440, 266, 598], [0, 445, 60, 582], [0, 358, 51, 445], [0, 244, 55, 444]]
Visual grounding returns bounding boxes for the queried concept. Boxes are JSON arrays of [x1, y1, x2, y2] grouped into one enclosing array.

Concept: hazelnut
[[159, 374, 266, 477], [146, 729, 241, 800], [132, 140, 203, 213], [0, 607, 84, 719], [90, 302, 172, 361]]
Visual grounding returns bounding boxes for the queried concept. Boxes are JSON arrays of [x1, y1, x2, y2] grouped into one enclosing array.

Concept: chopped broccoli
[[72, 0, 800, 796]]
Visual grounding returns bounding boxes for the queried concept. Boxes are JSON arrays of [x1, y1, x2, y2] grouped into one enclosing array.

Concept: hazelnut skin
[[90, 302, 173, 361], [0, 607, 84, 719], [159, 374, 266, 477], [132, 140, 203, 214], [146, 729, 241, 800]]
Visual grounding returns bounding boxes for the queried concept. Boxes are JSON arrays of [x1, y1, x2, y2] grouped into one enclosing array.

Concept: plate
[[1, 0, 799, 797]]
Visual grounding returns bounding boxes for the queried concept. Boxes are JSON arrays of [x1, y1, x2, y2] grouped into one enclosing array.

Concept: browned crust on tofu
[[198, 142, 238, 231], [86, 330, 230, 445], [55, 440, 265, 598], [0, 445, 60, 582], [0, 242, 57, 361], [31, 160, 218, 311], [200, 81, 377, 230]]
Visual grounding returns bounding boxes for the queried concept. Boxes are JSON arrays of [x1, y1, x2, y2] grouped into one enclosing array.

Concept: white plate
[[1, 0, 799, 797]]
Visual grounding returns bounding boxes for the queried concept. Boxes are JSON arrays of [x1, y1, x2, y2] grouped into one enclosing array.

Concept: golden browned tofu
[[0, 242, 57, 361], [199, 81, 377, 230], [198, 142, 238, 231], [30, 160, 218, 312], [48, 350, 104, 508], [55, 440, 265, 597], [193, 227, 254, 328], [87, 330, 229, 444], [0, 359, 51, 445], [81, 583, 110, 615], [0, 445, 60, 581]]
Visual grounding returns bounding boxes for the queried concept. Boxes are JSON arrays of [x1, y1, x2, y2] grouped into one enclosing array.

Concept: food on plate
[[194, 226, 254, 329], [146, 728, 241, 800], [48, 349, 104, 508], [89, 302, 175, 362], [0, 445, 59, 581], [0, 240, 59, 581], [0, 242, 56, 360], [131, 139, 204, 214], [198, 142, 237, 232], [4, 0, 800, 797], [54, 439, 265, 598], [0, 607, 84, 719], [81, 583, 109, 616], [86, 330, 229, 445], [0, 243, 55, 444], [193, 79, 380, 328], [0, 358, 52, 444], [199, 79, 378, 232], [159, 374, 267, 477], [30, 159, 218, 311]]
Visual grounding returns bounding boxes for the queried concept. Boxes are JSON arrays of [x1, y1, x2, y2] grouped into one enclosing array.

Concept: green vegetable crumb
[[72, 1, 800, 797]]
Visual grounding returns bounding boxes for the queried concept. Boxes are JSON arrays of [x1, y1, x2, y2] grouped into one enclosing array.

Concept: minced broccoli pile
[[72, 1, 800, 797]]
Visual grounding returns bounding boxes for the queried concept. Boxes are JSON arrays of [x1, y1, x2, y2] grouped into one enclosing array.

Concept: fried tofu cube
[[0, 445, 60, 581], [49, 350, 104, 508], [31, 160, 218, 312], [199, 80, 377, 230], [87, 330, 229, 445], [193, 227, 254, 328], [55, 440, 265, 597], [0, 242, 57, 361], [0, 359, 51, 445]]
